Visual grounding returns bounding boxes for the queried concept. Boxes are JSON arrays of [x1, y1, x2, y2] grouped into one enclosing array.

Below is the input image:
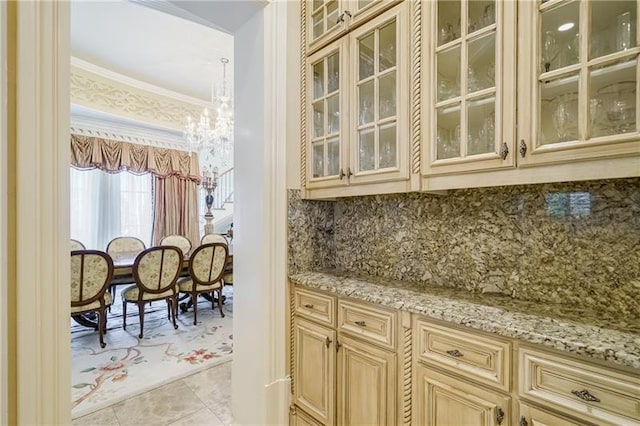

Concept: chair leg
[[166, 299, 171, 320], [211, 292, 215, 309], [122, 301, 127, 330], [171, 295, 179, 330], [137, 301, 145, 339], [217, 288, 225, 318], [98, 308, 106, 348], [192, 292, 198, 326]]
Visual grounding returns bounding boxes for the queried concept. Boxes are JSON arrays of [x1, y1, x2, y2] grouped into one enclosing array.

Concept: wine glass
[[598, 81, 636, 134], [542, 31, 558, 72], [552, 92, 578, 142]]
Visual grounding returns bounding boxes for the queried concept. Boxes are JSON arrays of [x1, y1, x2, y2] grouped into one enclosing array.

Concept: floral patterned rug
[[71, 286, 233, 419]]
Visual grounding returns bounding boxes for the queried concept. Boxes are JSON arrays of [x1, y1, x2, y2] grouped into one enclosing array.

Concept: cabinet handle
[[336, 341, 342, 352], [339, 169, 345, 180], [336, 10, 351, 23], [325, 337, 332, 348], [355, 320, 366, 327], [496, 408, 505, 425], [571, 389, 601, 403], [446, 349, 463, 357], [303, 303, 314, 309], [519, 416, 528, 426], [346, 168, 353, 178], [519, 139, 527, 158], [500, 142, 509, 160]]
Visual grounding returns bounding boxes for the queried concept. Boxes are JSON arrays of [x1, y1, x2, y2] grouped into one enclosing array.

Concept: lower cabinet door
[[291, 406, 324, 426], [294, 317, 336, 426], [518, 403, 587, 426], [415, 365, 511, 426], [336, 334, 397, 426]]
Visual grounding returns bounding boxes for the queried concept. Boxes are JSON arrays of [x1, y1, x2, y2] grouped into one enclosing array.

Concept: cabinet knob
[[519, 139, 527, 158], [325, 337, 332, 348], [346, 168, 353, 178], [336, 341, 342, 352], [337, 10, 351, 24], [496, 408, 505, 425], [571, 389, 601, 403], [303, 303, 314, 309], [339, 169, 345, 180], [519, 416, 528, 426], [500, 142, 509, 160], [446, 349, 463, 357], [355, 320, 366, 327]]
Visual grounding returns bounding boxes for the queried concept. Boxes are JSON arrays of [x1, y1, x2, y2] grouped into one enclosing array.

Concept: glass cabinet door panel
[[468, 0, 495, 33], [314, 61, 325, 100], [313, 100, 325, 138], [327, 138, 341, 176], [313, 10, 324, 40], [326, 1, 339, 31], [592, 59, 637, 137], [438, 0, 462, 46], [590, 1, 637, 59], [379, 21, 397, 71], [327, 53, 340, 93], [358, 0, 374, 10], [327, 94, 340, 134], [468, 33, 496, 93], [541, 1, 580, 73], [309, 0, 343, 48], [379, 124, 397, 168], [437, 46, 461, 101], [359, 80, 375, 125], [358, 128, 375, 171], [540, 74, 579, 145], [312, 142, 325, 178], [467, 97, 496, 155], [436, 105, 461, 160], [359, 32, 375, 80], [379, 72, 396, 119]]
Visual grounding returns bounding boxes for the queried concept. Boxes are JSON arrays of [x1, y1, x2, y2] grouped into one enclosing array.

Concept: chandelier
[[185, 58, 233, 159]]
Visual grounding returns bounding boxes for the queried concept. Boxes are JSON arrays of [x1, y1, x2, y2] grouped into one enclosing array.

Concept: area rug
[[71, 286, 234, 419]]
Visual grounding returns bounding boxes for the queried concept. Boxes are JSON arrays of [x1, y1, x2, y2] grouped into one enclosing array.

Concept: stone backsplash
[[288, 178, 640, 317]]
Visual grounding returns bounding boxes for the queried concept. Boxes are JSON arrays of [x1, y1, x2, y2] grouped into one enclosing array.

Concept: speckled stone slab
[[290, 271, 640, 370]]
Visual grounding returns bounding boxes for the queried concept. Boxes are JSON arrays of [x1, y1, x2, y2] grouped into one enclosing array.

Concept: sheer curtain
[[69, 168, 153, 250]]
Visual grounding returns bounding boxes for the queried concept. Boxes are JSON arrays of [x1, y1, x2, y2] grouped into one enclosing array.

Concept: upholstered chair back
[[70, 250, 114, 307], [160, 235, 192, 257], [70, 239, 86, 251], [132, 246, 183, 294], [189, 243, 228, 286], [106, 236, 146, 256], [201, 233, 228, 246]]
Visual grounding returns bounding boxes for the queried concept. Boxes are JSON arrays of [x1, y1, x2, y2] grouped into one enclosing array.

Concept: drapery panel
[[70, 134, 201, 182], [152, 175, 200, 250], [70, 134, 201, 248]]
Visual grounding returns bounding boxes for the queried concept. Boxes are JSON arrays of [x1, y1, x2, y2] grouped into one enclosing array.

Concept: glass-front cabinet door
[[518, 0, 640, 166], [307, 0, 348, 54], [424, 0, 517, 176], [306, 38, 349, 189], [348, 0, 399, 28], [348, 2, 409, 185]]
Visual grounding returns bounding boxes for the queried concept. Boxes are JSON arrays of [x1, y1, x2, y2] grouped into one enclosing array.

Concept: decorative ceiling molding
[[70, 63, 213, 131], [71, 113, 189, 151]]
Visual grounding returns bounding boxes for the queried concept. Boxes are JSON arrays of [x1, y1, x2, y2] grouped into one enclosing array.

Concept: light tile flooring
[[73, 360, 232, 426]]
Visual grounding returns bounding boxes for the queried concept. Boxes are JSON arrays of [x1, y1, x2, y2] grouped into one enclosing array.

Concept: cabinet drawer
[[519, 347, 640, 425], [294, 287, 336, 327], [414, 319, 511, 392], [338, 300, 396, 350]]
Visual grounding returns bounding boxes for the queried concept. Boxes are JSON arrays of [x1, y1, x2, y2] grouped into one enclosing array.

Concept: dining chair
[[122, 246, 183, 338], [200, 234, 232, 287], [70, 250, 114, 348], [106, 236, 146, 309], [70, 239, 86, 251], [160, 234, 192, 257], [177, 242, 228, 324]]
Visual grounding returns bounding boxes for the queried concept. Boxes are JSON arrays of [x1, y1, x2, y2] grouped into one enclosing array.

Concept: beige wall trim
[[15, 1, 71, 424], [70, 64, 209, 131]]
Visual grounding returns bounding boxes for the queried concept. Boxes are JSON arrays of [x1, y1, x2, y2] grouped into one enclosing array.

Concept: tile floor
[[73, 360, 232, 426]]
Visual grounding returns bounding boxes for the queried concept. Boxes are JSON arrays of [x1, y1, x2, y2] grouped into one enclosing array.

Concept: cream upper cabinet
[[306, 1, 399, 55], [422, 0, 517, 176], [304, 1, 413, 198], [517, 0, 640, 167]]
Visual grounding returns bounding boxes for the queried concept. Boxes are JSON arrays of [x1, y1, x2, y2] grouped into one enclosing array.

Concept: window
[[69, 168, 153, 249]]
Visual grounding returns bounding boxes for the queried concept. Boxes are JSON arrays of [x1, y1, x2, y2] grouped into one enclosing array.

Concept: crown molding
[[70, 112, 189, 151], [71, 56, 213, 107]]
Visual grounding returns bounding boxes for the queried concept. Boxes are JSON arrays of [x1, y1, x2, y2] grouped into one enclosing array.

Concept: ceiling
[[71, 0, 234, 101]]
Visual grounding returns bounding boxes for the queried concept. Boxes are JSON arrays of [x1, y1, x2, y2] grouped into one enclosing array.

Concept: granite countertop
[[289, 270, 640, 370]]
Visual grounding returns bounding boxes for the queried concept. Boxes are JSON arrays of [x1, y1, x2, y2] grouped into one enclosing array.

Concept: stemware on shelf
[[598, 81, 636, 134], [551, 92, 578, 142]]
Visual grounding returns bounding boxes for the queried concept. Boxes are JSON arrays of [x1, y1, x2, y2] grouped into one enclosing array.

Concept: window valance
[[70, 134, 200, 182]]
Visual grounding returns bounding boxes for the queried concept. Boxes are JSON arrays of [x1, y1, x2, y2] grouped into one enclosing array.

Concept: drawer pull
[[571, 389, 601, 403], [336, 341, 342, 352], [355, 320, 366, 327], [496, 408, 505, 425], [446, 349, 463, 357], [303, 303, 314, 309], [519, 416, 528, 426], [325, 337, 332, 348]]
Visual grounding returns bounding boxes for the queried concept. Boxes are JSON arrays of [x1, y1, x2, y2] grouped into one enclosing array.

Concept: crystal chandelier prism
[[185, 58, 233, 160]]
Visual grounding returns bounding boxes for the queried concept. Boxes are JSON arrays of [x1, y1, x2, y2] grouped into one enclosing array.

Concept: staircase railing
[[214, 167, 234, 209]]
